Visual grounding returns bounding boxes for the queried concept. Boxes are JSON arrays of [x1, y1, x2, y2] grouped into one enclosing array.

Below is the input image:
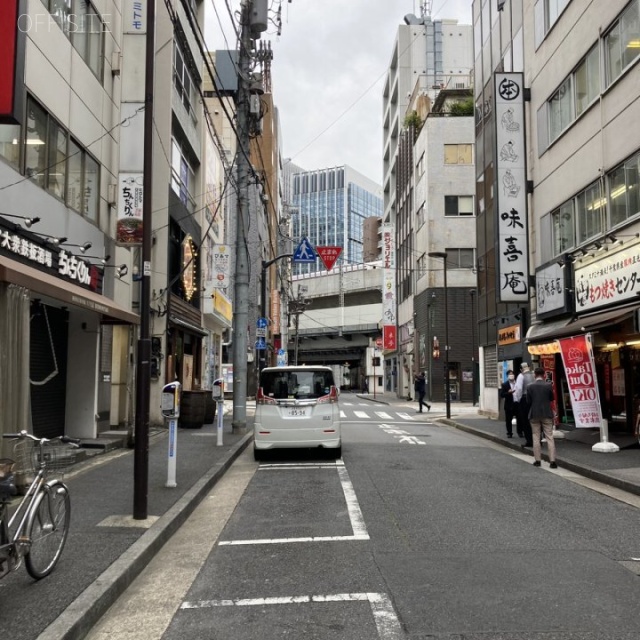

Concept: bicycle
[[0, 431, 80, 580]]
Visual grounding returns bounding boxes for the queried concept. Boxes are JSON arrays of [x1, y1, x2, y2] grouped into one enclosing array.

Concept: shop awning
[[169, 315, 208, 336], [526, 306, 637, 343], [0, 255, 139, 324]]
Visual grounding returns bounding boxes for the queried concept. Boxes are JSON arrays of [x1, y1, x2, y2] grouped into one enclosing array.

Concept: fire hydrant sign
[[317, 246, 342, 271], [558, 334, 603, 429]]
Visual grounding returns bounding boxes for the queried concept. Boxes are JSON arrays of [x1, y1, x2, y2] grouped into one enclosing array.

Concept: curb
[[355, 394, 390, 405], [37, 432, 253, 640]]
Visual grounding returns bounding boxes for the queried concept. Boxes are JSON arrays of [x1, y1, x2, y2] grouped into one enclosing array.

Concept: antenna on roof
[[421, 1, 432, 19]]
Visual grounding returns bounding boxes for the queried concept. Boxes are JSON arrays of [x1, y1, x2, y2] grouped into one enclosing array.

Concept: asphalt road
[[83, 401, 640, 640]]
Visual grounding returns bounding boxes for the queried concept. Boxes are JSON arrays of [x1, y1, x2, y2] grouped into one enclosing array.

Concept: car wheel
[[253, 446, 263, 462]]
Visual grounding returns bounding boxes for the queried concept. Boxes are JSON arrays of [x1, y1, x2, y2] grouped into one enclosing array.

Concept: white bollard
[[592, 418, 619, 453], [216, 399, 224, 446], [166, 417, 178, 487]]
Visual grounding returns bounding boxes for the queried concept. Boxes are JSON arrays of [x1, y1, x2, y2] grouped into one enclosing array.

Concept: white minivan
[[254, 366, 341, 460]]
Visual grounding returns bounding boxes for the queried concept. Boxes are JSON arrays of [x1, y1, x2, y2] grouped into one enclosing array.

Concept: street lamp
[[428, 251, 451, 419], [259, 254, 293, 372]]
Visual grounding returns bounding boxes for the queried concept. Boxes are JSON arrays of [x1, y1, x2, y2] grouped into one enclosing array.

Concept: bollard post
[[166, 417, 177, 487], [161, 381, 181, 487], [216, 399, 224, 446]]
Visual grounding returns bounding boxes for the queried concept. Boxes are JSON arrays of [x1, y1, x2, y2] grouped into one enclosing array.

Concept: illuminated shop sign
[[497, 324, 521, 346], [182, 235, 197, 301]]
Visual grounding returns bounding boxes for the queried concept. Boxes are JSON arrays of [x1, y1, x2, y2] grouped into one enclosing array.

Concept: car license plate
[[287, 407, 307, 417]]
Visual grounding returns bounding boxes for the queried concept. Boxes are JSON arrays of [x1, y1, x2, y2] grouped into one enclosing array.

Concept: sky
[[206, 0, 473, 187]]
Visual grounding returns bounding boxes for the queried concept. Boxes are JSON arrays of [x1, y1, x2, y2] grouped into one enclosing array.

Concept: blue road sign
[[255, 337, 266, 350], [257, 317, 268, 329], [277, 348, 286, 356], [292, 237, 317, 263]]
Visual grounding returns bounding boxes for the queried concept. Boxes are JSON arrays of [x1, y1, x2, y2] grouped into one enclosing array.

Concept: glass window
[[575, 46, 599, 116], [445, 248, 475, 269], [25, 100, 48, 188], [444, 144, 473, 164], [551, 201, 574, 255], [576, 181, 603, 244], [259, 369, 335, 400], [609, 163, 628, 227], [548, 77, 572, 142], [606, 0, 640, 86], [47, 121, 67, 199], [84, 153, 99, 221], [50, 0, 72, 33], [0, 124, 20, 167], [445, 195, 474, 216], [67, 138, 83, 213]]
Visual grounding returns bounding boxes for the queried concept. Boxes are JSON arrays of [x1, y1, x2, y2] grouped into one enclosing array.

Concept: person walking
[[414, 372, 431, 413], [513, 362, 534, 447], [526, 367, 557, 468], [500, 369, 517, 438]]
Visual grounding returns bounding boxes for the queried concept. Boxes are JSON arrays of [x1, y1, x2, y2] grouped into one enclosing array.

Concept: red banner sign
[[558, 334, 602, 429], [316, 246, 342, 271], [0, 1, 19, 120], [383, 325, 396, 351]]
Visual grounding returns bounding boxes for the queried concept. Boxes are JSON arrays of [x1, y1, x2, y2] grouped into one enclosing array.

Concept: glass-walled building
[[291, 166, 382, 275]]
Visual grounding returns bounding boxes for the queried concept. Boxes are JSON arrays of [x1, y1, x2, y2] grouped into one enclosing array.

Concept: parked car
[[254, 366, 341, 460]]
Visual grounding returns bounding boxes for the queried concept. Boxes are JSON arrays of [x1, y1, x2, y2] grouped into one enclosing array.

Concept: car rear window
[[260, 370, 335, 400]]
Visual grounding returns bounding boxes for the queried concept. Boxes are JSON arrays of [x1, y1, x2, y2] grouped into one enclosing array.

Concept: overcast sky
[[206, 1, 473, 187]]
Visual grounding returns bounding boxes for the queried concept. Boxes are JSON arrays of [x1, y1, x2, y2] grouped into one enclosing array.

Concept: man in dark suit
[[527, 367, 557, 468], [414, 372, 430, 413], [500, 369, 517, 437]]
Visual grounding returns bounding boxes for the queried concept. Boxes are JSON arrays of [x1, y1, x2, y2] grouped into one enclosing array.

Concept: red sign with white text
[[0, 0, 19, 120], [316, 246, 342, 271], [558, 334, 603, 429], [383, 325, 396, 351]]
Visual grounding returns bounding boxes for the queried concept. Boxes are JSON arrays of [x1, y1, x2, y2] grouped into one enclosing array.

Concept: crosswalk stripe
[[340, 410, 346, 418], [397, 412, 414, 421], [375, 412, 392, 419], [354, 411, 369, 418]]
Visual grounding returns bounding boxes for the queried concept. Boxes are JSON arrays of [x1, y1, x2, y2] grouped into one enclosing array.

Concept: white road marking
[[219, 534, 369, 546], [375, 412, 392, 419], [336, 459, 369, 537], [354, 411, 370, 418], [181, 592, 403, 640], [342, 402, 354, 406], [219, 459, 369, 545], [396, 412, 414, 421], [340, 410, 347, 418], [259, 463, 337, 470], [397, 435, 426, 445]]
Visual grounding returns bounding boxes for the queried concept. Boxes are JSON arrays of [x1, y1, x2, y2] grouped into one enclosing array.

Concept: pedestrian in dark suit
[[500, 369, 517, 437], [527, 367, 557, 468], [514, 362, 534, 446], [414, 372, 431, 413]]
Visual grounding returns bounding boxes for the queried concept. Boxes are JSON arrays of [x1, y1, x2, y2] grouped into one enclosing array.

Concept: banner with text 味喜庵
[[558, 334, 603, 429]]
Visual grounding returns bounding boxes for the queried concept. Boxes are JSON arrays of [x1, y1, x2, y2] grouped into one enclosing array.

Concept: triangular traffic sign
[[316, 246, 343, 271], [292, 237, 317, 263]]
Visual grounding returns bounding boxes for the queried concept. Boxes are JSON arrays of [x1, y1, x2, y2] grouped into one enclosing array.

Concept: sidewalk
[[357, 392, 640, 497], [17, 413, 253, 640]]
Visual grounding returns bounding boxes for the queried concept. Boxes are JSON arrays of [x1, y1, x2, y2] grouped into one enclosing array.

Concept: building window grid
[[24, 97, 100, 220], [605, 0, 640, 87], [44, 0, 104, 80], [444, 195, 474, 216], [173, 42, 198, 124]]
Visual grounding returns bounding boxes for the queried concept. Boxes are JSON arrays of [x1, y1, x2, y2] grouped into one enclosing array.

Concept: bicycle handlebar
[[2, 431, 82, 447]]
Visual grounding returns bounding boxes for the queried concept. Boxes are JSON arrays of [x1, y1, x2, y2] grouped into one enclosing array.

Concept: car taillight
[[318, 385, 339, 404], [256, 387, 276, 405]]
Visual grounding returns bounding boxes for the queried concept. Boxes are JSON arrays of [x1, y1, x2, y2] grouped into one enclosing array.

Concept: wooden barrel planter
[[179, 391, 206, 429], [204, 392, 217, 424]]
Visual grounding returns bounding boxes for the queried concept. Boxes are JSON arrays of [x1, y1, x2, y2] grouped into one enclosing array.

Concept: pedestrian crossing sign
[[292, 237, 317, 263]]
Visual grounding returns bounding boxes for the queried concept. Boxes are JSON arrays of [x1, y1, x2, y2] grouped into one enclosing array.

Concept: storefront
[[528, 242, 640, 435], [0, 219, 138, 449]]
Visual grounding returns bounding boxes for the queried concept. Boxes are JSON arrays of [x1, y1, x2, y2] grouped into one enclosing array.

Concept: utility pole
[[133, 0, 155, 520], [232, 0, 268, 431]]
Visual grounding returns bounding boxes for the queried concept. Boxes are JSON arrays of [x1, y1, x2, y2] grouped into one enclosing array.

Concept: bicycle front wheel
[[25, 482, 70, 579]]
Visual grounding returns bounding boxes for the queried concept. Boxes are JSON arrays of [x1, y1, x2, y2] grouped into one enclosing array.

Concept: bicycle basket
[[11, 439, 77, 489]]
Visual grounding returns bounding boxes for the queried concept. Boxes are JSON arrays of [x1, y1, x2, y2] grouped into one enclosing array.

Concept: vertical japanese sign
[[382, 224, 397, 350], [124, 0, 146, 32], [495, 73, 529, 302], [212, 244, 231, 289], [0, 0, 24, 124], [558, 334, 603, 429], [116, 173, 144, 244]]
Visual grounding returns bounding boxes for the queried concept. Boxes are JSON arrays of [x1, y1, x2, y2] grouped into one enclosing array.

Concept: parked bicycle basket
[[11, 439, 77, 492]]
